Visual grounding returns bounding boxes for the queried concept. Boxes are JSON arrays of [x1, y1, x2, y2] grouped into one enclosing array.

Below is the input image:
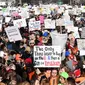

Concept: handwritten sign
[[34, 46, 61, 67], [29, 21, 41, 31], [13, 19, 27, 28], [44, 19, 55, 29], [5, 26, 22, 42]]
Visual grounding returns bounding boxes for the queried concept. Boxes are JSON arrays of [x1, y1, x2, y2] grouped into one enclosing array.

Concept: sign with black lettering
[[34, 46, 61, 67], [5, 26, 22, 42]]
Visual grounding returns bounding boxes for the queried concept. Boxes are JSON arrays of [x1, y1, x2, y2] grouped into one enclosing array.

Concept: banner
[[29, 21, 41, 31], [5, 26, 22, 42], [13, 19, 27, 28], [34, 46, 61, 67], [50, 32, 67, 51], [44, 19, 55, 29]]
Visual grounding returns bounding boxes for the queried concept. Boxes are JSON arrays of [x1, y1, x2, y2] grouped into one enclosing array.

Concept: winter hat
[[25, 58, 32, 64], [74, 69, 81, 78], [43, 32, 49, 37], [65, 51, 70, 57], [60, 72, 69, 79]]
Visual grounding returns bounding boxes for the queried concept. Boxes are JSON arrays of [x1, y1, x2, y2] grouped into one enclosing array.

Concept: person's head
[[51, 69, 57, 77], [59, 72, 69, 84], [19, 81, 30, 85], [67, 77, 76, 85]]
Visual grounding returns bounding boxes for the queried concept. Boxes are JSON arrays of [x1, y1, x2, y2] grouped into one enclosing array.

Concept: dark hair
[[67, 77, 76, 85]]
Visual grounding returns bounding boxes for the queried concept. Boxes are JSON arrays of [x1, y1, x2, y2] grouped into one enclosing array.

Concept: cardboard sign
[[34, 46, 61, 67], [13, 19, 27, 28], [50, 32, 67, 51], [29, 21, 41, 31], [5, 26, 22, 42], [77, 39, 85, 51], [44, 19, 55, 29]]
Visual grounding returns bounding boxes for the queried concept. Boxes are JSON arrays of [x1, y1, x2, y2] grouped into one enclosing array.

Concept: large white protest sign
[[5, 26, 22, 42], [29, 21, 41, 31], [44, 19, 55, 29], [34, 46, 61, 67], [50, 32, 67, 51], [13, 19, 27, 28]]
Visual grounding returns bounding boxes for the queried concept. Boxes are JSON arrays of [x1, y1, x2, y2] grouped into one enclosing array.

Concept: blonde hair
[[18, 81, 30, 85], [0, 82, 6, 85]]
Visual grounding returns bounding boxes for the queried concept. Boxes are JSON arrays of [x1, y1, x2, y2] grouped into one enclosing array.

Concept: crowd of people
[[0, 3, 85, 85]]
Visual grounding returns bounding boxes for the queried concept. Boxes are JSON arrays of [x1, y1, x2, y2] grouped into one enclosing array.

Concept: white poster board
[[5, 26, 22, 42], [34, 46, 61, 67], [50, 32, 67, 51], [13, 19, 27, 28], [44, 19, 55, 29], [29, 21, 41, 31]]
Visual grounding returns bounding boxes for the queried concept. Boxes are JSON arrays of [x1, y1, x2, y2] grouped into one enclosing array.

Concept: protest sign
[[81, 27, 85, 38], [19, 8, 29, 19], [34, 46, 61, 67], [56, 19, 64, 26], [5, 26, 22, 42], [13, 19, 27, 28], [77, 39, 85, 51], [44, 19, 55, 29], [50, 32, 67, 51], [29, 21, 41, 31], [64, 20, 74, 26], [5, 17, 11, 23], [65, 26, 80, 38]]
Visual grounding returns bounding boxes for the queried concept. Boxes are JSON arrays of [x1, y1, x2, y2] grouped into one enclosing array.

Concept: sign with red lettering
[[34, 46, 61, 67]]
